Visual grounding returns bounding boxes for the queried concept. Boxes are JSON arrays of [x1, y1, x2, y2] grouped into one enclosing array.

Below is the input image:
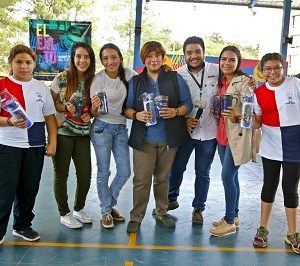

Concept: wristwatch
[[132, 112, 137, 120]]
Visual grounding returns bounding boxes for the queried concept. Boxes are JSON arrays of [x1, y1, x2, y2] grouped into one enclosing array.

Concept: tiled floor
[[0, 144, 299, 265]]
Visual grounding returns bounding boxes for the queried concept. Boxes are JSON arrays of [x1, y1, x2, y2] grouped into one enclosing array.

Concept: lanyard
[[188, 68, 205, 99]]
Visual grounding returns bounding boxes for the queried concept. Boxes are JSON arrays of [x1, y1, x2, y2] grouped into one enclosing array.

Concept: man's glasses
[[262, 66, 283, 73]]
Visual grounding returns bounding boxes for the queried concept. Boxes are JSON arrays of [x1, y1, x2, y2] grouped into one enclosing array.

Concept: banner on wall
[[135, 54, 266, 84], [29, 19, 92, 80]]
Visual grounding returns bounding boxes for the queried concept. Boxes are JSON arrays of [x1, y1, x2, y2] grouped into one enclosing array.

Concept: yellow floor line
[[124, 262, 134, 266], [2, 241, 294, 253], [128, 233, 137, 248]]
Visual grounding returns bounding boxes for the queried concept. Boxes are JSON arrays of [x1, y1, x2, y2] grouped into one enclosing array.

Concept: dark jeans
[[53, 134, 91, 216], [261, 157, 300, 208], [218, 144, 240, 224], [0, 144, 45, 238], [168, 138, 217, 211]]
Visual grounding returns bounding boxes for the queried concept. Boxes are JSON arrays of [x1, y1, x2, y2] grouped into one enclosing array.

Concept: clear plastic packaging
[[0, 89, 33, 128]]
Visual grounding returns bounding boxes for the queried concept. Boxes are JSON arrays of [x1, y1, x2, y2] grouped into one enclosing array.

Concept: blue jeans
[[90, 120, 131, 215], [217, 144, 240, 224], [168, 138, 217, 211]]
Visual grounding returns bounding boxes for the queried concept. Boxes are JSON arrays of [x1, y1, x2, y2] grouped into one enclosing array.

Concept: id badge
[[195, 99, 207, 109]]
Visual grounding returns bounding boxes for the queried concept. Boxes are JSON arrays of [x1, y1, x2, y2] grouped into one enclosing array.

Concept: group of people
[[0, 35, 299, 255]]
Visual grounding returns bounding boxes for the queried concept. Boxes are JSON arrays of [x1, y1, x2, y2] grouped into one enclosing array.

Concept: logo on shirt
[[35, 91, 45, 103], [285, 91, 295, 105]]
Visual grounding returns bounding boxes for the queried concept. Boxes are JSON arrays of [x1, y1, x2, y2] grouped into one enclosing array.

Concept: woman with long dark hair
[[90, 43, 137, 229], [51, 42, 96, 229], [209, 45, 255, 237]]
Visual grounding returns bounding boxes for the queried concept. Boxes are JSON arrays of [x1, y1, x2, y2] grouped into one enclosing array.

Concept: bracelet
[[175, 108, 179, 116], [132, 112, 137, 121], [7, 117, 13, 126]]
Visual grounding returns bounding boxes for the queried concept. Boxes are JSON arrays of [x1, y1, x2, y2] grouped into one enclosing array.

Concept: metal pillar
[[280, 0, 292, 64], [133, 0, 143, 71]]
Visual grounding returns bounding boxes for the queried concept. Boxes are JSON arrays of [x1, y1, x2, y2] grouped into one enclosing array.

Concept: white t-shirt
[[177, 63, 219, 141], [254, 77, 300, 162], [90, 68, 137, 125], [0, 76, 55, 148]]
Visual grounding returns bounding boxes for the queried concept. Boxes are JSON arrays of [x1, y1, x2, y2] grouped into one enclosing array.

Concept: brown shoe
[[212, 217, 240, 227], [192, 209, 203, 224], [111, 208, 125, 222], [101, 213, 114, 229], [209, 220, 236, 237]]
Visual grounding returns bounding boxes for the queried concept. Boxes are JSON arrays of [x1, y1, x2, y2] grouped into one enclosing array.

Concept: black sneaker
[[167, 201, 179, 211], [13, 228, 40, 242]]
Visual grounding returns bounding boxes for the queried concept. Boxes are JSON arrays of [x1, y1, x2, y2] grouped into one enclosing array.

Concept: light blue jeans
[[217, 144, 240, 224], [90, 119, 131, 215]]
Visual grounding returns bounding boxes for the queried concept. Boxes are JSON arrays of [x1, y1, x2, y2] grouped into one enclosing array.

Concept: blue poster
[[29, 19, 92, 80]]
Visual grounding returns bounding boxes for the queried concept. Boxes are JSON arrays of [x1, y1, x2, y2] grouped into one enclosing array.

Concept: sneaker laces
[[78, 210, 88, 219], [289, 232, 300, 247], [256, 226, 268, 240], [104, 214, 112, 222]]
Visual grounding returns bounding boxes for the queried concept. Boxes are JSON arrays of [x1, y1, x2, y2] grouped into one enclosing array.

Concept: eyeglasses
[[262, 66, 283, 73]]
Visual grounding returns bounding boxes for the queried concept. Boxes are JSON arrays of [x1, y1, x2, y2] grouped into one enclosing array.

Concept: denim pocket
[[94, 126, 105, 134], [118, 124, 128, 134], [92, 120, 106, 134]]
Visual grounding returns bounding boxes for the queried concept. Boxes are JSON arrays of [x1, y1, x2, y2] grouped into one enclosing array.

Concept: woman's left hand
[[81, 112, 91, 123], [159, 107, 176, 119]]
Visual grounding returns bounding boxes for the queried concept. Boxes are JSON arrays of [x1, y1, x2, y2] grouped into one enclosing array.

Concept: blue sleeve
[[125, 78, 135, 109], [176, 73, 193, 113]]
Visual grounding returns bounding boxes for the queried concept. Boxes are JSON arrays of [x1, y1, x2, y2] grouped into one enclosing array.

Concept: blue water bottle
[[240, 94, 254, 129], [3, 100, 33, 128], [0, 89, 33, 128]]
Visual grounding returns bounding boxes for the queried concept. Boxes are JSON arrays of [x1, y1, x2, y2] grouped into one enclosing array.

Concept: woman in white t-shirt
[[90, 43, 137, 229]]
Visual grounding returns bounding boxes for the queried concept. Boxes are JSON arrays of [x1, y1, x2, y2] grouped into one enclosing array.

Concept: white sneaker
[[73, 209, 93, 224], [60, 213, 82, 229], [0, 237, 4, 245]]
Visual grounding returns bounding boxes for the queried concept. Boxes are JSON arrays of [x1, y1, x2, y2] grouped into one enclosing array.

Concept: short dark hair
[[140, 41, 166, 64], [8, 44, 37, 64], [183, 36, 205, 54], [8, 44, 37, 75], [260, 53, 284, 70]]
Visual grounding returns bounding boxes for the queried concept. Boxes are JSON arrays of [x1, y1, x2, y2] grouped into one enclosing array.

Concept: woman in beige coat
[[209, 46, 256, 237]]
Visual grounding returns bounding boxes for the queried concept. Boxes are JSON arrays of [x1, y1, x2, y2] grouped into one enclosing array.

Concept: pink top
[[216, 82, 229, 146]]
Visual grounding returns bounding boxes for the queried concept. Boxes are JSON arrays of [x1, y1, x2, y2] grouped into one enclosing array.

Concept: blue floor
[[0, 143, 299, 265]]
